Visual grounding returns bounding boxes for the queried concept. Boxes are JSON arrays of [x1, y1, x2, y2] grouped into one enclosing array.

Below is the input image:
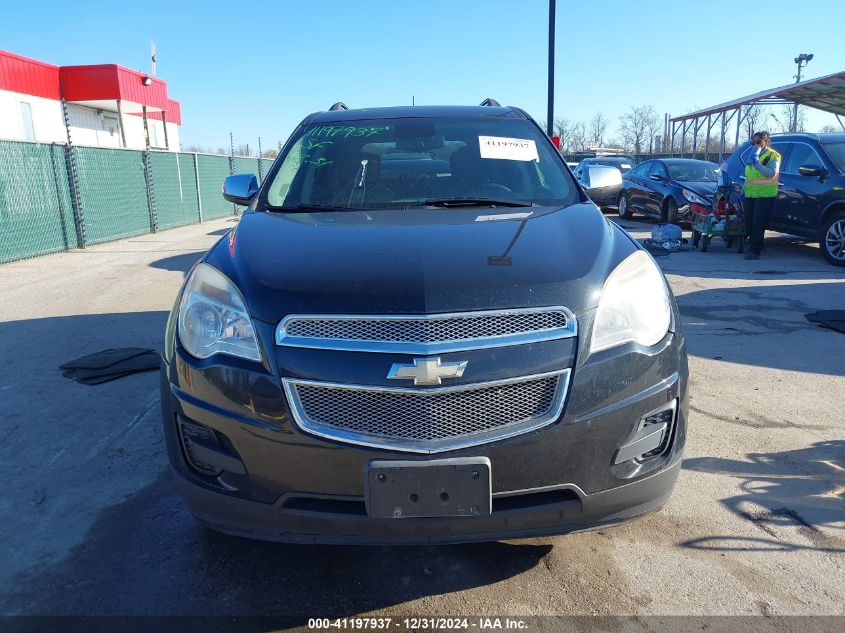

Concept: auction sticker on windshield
[[479, 136, 539, 162]]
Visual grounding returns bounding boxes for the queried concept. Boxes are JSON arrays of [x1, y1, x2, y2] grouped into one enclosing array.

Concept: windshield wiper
[[421, 197, 535, 208], [264, 203, 356, 213]]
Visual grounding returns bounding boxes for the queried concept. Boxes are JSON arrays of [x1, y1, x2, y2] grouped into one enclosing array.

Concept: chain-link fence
[[0, 140, 277, 264], [0, 140, 77, 264]]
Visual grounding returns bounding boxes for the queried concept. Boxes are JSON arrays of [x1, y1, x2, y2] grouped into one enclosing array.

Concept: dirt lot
[[0, 215, 842, 624]]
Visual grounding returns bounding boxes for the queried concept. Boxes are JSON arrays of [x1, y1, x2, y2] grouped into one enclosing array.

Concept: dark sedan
[[618, 158, 719, 223], [160, 103, 688, 544]]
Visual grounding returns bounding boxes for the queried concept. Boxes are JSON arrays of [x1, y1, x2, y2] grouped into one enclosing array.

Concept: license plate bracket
[[365, 457, 492, 519]]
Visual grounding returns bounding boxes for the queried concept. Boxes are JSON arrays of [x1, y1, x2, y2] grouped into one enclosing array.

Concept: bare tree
[[603, 137, 626, 153], [589, 112, 608, 147], [569, 121, 588, 153], [552, 116, 575, 152], [618, 105, 660, 155], [819, 124, 839, 133], [741, 104, 770, 141], [768, 105, 806, 133]]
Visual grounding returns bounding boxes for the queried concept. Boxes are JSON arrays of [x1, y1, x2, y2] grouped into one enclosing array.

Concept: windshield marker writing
[[304, 125, 387, 139]]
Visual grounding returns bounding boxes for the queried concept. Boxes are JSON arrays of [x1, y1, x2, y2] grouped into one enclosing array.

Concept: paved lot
[[0, 215, 843, 621]]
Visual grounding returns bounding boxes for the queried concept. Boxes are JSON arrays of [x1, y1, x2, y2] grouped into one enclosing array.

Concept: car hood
[[205, 204, 637, 323], [679, 181, 717, 199]]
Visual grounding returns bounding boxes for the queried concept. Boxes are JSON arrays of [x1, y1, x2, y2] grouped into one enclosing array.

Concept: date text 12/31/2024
[[307, 617, 529, 630]]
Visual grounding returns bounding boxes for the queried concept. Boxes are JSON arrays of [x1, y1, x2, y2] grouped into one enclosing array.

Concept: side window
[[650, 162, 668, 179], [783, 143, 822, 174], [630, 162, 650, 177], [267, 136, 305, 206]]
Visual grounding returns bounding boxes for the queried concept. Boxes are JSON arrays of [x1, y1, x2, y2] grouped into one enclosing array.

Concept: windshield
[[822, 142, 845, 172], [263, 117, 578, 210], [667, 161, 719, 182]]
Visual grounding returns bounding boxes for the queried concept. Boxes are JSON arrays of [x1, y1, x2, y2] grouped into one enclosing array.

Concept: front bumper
[[173, 456, 681, 544], [160, 314, 688, 544]]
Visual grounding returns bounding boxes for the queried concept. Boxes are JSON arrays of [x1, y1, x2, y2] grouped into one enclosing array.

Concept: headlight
[[590, 251, 671, 354], [682, 190, 709, 206], [178, 263, 262, 362]]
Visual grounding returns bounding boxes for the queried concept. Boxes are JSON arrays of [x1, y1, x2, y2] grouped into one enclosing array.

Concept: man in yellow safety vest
[[741, 131, 781, 260]]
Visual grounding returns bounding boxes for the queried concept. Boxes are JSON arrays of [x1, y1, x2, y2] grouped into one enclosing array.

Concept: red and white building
[[0, 50, 181, 150]]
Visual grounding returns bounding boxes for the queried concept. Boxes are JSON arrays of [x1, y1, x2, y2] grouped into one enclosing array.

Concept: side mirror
[[222, 174, 259, 205], [582, 165, 623, 194], [798, 165, 828, 178]]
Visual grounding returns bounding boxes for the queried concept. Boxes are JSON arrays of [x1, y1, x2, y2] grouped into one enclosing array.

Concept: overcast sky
[[3, 0, 843, 150]]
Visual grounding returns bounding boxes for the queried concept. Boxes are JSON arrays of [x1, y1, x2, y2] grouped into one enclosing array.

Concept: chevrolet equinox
[[160, 102, 689, 544]]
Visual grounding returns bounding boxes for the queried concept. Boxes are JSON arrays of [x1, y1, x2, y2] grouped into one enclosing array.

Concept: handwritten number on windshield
[[304, 126, 387, 139]]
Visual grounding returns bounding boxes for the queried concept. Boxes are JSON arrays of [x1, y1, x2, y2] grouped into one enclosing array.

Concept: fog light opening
[[635, 400, 676, 462], [177, 416, 223, 476], [612, 400, 678, 466]]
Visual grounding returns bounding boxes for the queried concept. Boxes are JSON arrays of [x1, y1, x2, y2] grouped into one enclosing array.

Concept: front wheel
[[618, 193, 633, 219], [662, 198, 678, 224], [821, 210, 845, 266]]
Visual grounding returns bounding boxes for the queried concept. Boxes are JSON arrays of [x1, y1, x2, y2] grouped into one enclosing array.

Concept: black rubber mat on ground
[[60, 348, 161, 384], [805, 310, 845, 334]]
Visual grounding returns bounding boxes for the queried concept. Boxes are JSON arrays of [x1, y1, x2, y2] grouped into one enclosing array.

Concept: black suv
[[724, 133, 845, 266], [160, 103, 688, 544]]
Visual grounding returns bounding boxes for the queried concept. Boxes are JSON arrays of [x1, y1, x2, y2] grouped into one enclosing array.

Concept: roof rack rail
[[329, 102, 349, 111], [479, 98, 501, 107]]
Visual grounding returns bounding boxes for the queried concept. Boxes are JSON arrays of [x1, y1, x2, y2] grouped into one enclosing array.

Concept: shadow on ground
[[682, 440, 845, 553], [1, 472, 550, 619], [149, 251, 206, 275], [608, 215, 841, 279], [676, 282, 845, 376]]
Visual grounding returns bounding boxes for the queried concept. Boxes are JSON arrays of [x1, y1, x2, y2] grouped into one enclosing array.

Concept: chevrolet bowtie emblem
[[387, 357, 468, 386]]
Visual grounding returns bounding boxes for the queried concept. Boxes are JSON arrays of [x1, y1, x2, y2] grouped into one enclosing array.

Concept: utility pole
[[546, 0, 555, 137], [791, 53, 813, 132]]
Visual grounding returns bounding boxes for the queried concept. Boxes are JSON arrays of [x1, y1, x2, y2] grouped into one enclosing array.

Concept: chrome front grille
[[282, 371, 570, 453], [276, 307, 576, 354]]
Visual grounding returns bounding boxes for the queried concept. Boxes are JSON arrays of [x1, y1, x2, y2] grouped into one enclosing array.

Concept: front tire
[[662, 198, 678, 224], [821, 210, 845, 266], [618, 193, 633, 219]]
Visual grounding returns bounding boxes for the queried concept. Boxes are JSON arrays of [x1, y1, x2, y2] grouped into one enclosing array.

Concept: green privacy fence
[[0, 139, 278, 264], [0, 140, 77, 264], [74, 146, 151, 244], [149, 151, 201, 230], [197, 153, 236, 220]]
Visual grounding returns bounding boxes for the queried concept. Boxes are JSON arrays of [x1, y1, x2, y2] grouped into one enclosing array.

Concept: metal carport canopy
[[670, 70, 845, 122]]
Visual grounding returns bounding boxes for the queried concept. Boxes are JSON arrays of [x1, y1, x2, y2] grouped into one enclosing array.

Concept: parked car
[[577, 164, 624, 207], [573, 156, 636, 181], [160, 102, 688, 544], [618, 158, 719, 223], [722, 133, 845, 266]]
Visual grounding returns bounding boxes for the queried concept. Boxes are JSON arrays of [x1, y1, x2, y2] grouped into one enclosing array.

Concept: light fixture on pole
[[791, 53, 813, 132]]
